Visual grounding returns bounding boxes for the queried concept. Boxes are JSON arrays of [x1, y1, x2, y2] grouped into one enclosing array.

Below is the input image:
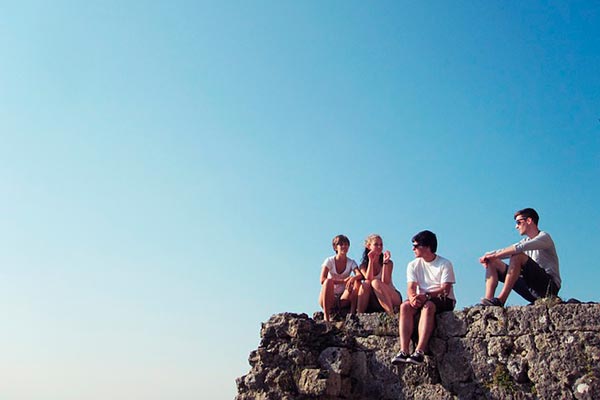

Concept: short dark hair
[[412, 230, 437, 253], [514, 208, 539, 225], [332, 234, 350, 252]]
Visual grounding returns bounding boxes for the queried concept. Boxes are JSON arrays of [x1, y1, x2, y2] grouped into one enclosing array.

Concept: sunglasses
[[412, 243, 423, 249], [515, 218, 527, 226]]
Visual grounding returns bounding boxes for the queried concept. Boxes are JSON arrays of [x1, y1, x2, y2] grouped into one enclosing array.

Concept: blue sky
[[1, 2, 599, 399]]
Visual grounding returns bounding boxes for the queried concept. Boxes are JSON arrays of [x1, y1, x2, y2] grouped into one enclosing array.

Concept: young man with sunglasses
[[391, 230, 456, 365], [479, 208, 561, 307]]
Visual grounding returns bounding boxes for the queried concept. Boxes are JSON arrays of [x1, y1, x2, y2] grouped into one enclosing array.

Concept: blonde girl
[[358, 234, 402, 315]]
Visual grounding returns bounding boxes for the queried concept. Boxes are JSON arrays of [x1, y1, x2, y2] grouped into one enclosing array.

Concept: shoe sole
[[407, 359, 424, 365]]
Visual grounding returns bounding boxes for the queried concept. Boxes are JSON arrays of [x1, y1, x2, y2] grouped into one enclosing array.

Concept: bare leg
[[371, 279, 394, 315], [484, 259, 507, 299], [319, 278, 335, 321], [340, 282, 360, 314], [387, 286, 402, 309], [349, 281, 360, 314], [415, 301, 436, 353], [357, 281, 372, 313], [399, 301, 417, 353], [497, 253, 528, 304]]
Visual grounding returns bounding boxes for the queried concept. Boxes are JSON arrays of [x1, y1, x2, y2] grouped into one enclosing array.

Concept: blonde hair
[[364, 233, 382, 248], [361, 234, 383, 267]]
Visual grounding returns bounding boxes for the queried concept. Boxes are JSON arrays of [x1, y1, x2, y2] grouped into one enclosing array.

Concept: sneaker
[[407, 350, 425, 365], [391, 351, 409, 365], [480, 297, 504, 307]]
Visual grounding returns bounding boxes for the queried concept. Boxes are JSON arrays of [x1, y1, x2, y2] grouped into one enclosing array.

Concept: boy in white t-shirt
[[392, 230, 456, 365], [319, 234, 363, 321]]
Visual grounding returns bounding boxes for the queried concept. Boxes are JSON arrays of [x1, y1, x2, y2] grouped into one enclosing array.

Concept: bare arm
[[381, 250, 393, 284], [424, 282, 453, 298], [320, 266, 347, 285], [479, 245, 517, 264], [364, 253, 376, 281], [366, 260, 374, 281], [408, 281, 426, 308], [320, 266, 329, 285], [359, 265, 370, 281], [407, 281, 418, 299], [343, 267, 363, 290], [381, 260, 393, 284]]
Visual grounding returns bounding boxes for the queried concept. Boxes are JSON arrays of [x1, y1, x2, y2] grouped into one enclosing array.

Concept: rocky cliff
[[236, 301, 600, 399]]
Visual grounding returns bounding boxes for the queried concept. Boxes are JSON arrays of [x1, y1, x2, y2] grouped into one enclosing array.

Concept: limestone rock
[[236, 303, 600, 399]]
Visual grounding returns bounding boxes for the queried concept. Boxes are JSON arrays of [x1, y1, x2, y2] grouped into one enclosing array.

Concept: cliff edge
[[236, 301, 600, 399]]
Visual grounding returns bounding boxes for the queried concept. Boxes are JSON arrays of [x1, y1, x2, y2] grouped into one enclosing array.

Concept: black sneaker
[[391, 351, 409, 365], [407, 350, 425, 365], [480, 297, 504, 307]]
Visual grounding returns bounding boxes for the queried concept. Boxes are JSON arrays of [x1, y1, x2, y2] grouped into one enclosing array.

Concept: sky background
[[1, 1, 599, 399]]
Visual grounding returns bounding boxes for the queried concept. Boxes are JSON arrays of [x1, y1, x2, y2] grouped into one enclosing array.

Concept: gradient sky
[[1, 2, 599, 399]]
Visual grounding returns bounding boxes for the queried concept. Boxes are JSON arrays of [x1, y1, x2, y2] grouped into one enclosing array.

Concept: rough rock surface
[[236, 301, 600, 399]]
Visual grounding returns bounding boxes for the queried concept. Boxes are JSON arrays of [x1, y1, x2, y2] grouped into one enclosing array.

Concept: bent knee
[[486, 259, 507, 276], [510, 252, 529, 264], [400, 301, 412, 312], [423, 301, 437, 313], [371, 279, 383, 289], [357, 284, 368, 296], [322, 278, 335, 289]]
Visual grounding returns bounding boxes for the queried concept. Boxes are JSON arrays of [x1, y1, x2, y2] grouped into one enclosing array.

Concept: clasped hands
[[479, 251, 496, 267], [409, 293, 428, 308]]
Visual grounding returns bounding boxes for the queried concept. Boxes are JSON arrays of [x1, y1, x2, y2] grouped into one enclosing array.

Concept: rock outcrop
[[236, 301, 600, 399]]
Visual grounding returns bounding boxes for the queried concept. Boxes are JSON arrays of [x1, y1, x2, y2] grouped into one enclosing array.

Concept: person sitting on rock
[[357, 234, 402, 316], [392, 230, 456, 365], [478, 207, 561, 307], [319, 234, 363, 321]]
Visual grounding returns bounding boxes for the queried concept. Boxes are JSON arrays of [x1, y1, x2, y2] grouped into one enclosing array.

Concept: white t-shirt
[[322, 255, 359, 295], [406, 255, 456, 301]]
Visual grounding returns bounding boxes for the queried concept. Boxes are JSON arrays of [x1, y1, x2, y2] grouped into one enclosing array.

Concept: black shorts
[[498, 256, 559, 302], [408, 297, 455, 344], [429, 296, 456, 314], [409, 296, 455, 316]]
